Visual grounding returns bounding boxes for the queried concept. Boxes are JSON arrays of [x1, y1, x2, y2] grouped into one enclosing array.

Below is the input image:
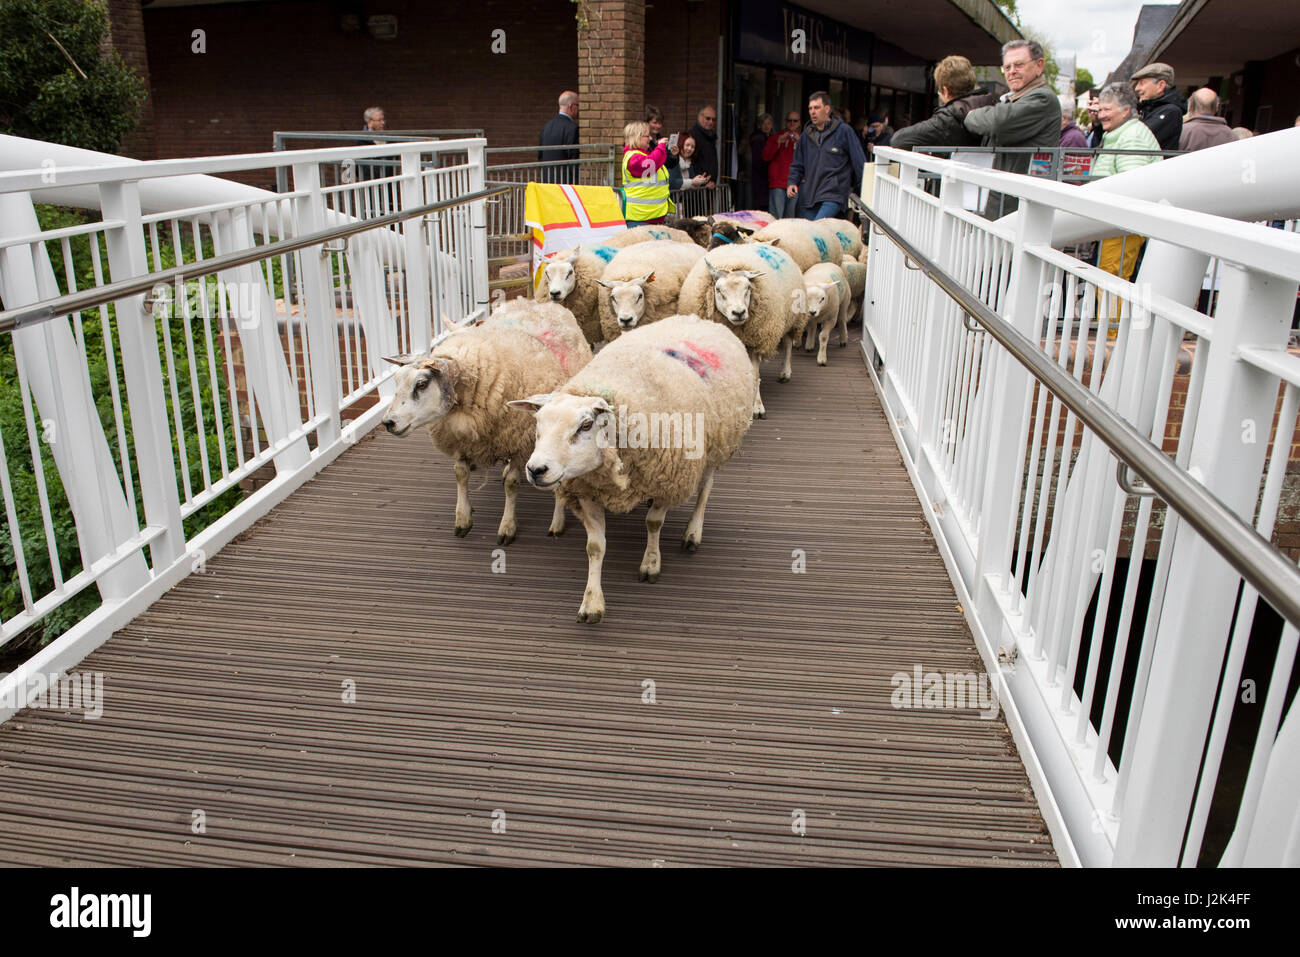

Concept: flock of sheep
[[380, 212, 868, 622]]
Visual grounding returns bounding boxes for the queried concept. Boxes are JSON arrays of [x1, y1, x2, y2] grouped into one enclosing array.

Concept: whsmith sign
[[737, 1, 872, 82]]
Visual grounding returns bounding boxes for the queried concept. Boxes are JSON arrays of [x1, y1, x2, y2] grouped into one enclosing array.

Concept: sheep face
[[708, 264, 763, 325], [706, 220, 755, 249], [598, 272, 654, 329], [510, 393, 615, 490], [805, 283, 833, 320], [381, 356, 460, 437], [540, 253, 579, 302]]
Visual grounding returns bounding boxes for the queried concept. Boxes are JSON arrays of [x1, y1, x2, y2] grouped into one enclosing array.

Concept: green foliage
[[1, 206, 243, 650], [0, 0, 146, 151], [993, 0, 1021, 26], [1076, 67, 1095, 93]]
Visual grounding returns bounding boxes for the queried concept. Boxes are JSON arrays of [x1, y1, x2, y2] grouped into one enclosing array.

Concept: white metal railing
[[862, 143, 1300, 867], [0, 139, 489, 710]]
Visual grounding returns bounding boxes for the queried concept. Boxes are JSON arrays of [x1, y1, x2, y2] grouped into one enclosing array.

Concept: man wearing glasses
[[963, 39, 1060, 218], [687, 106, 720, 188]]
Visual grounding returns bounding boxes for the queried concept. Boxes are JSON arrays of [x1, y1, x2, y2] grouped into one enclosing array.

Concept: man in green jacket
[[963, 39, 1060, 219]]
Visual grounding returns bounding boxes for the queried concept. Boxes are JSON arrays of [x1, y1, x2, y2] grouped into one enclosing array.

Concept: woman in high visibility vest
[[621, 121, 675, 227]]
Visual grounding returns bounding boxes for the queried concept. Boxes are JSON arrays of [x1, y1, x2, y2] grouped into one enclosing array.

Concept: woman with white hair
[[1090, 82, 1161, 177], [1090, 83, 1162, 283]]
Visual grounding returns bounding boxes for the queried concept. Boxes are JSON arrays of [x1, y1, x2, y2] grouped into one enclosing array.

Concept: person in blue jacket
[[785, 91, 868, 220]]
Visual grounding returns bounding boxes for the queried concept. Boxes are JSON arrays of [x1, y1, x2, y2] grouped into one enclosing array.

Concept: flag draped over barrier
[[525, 182, 626, 288]]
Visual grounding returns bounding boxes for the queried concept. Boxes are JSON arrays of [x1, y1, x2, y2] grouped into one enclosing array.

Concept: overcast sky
[[1016, 0, 1164, 84]]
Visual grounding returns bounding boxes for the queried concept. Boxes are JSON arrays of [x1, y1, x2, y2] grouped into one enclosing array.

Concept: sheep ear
[[639, 270, 656, 285], [382, 353, 415, 366], [507, 392, 555, 414], [595, 278, 615, 288], [743, 269, 765, 280], [706, 260, 723, 280], [736, 225, 756, 236], [590, 396, 613, 415], [705, 215, 716, 227], [767, 237, 781, 247]]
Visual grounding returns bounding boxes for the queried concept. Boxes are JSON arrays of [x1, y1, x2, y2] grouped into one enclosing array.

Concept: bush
[[0, 0, 146, 152]]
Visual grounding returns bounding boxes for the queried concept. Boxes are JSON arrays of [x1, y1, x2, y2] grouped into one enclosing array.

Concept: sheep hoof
[[453, 523, 472, 538], [777, 372, 791, 383], [577, 607, 604, 624], [753, 410, 766, 420], [497, 530, 516, 546], [547, 525, 565, 537], [638, 568, 660, 583], [817, 356, 827, 367], [839, 340, 847, 348], [682, 535, 699, 553]]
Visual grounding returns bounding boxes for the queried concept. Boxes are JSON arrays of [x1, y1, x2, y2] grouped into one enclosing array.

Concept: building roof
[[800, 0, 1021, 64], [1104, 4, 1181, 88], [1149, 0, 1300, 84]]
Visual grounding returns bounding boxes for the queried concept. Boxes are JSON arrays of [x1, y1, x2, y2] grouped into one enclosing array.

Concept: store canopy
[[1151, 0, 1300, 83], [798, 0, 1020, 64]]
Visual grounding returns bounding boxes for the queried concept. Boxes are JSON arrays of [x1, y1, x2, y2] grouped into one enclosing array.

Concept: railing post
[[97, 181, 186, 571], [466, 140, 491, 313], [914, 170, 965, 433], [1114, 262, 1299, 866], [290, 162, 342, 447], [400, 148, 433, 354], [971, 199, 1055, 637]]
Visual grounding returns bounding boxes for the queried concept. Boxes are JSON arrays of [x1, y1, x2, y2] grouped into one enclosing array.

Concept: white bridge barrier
[[0, 138, 489, 715], [863, 143, 1300, 867]]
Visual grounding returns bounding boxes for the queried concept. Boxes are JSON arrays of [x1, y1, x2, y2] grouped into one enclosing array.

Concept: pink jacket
[[624, 141, 668, 179]]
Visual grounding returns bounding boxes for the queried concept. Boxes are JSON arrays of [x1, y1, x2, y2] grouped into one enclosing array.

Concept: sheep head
[[596, 271, 656, 330], [706, 262, 764, 325], [509, 393, 625, 490], [540, 248, 581, 302], [381, 355, 462, 437], [805, 282, 835, 319]]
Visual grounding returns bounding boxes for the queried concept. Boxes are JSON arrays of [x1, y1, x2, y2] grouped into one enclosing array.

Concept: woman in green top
[[1091, 82, 1162, 282]]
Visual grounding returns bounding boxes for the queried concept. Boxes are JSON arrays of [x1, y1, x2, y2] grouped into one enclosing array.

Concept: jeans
[[805, 201, 844, 220], [769, 188, 797, 219]]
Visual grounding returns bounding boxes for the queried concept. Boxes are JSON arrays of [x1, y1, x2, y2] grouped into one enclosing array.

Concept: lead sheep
[[510, 314, 755, 623], [748, 219, 842, 272], [535, 244, 618, 346], [600, 224, 697, 249], [381, 299, 593, 545], [802, 262, 851, 365], [676, 243, 808, 418], [595, 240, 705, 341]]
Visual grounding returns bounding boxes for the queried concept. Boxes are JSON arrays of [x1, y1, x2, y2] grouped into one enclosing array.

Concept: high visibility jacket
[[621, 148, 674, 221]]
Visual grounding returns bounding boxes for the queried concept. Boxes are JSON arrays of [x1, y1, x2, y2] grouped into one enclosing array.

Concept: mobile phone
[[668, 133, 679, 149]]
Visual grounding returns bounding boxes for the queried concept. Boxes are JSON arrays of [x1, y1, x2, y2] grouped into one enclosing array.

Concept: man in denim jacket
[[786, 91, 868, 221]]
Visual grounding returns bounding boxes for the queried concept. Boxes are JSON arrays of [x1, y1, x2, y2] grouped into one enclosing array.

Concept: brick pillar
[[575, 0, 645, 147], [107, 0, 157, 159]]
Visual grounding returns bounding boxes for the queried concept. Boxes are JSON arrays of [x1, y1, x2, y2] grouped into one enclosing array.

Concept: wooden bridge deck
[[0, 342, 1056, 866]]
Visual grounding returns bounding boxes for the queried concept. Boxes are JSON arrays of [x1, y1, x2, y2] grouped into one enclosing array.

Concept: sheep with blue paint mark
[[535, 244, 619, 346], [676, 242, 809, 418], [748, 219, 843, 272], [818, 218, 865, 261], [510, 314, 755, 623], [600, 224, 698, 249], [595, 240, 705, 342]]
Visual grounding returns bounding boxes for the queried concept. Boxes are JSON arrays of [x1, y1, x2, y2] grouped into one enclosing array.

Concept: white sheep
[[841, 257, 866, 321], [801, 262, 851, 366], [534, 243, 619, 346], [381, 300, 593, 545], [818, 218, 865, 261], [595, 240, 705, 341], [748, 219, 842, 272], [509, 314, 755, 623], [676, 242, 808, 418], [600, 224, 698, 249]]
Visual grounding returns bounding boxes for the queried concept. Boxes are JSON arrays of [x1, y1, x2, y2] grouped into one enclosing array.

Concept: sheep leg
[[817, 318, 833, 366], [777, 334, 793, 383], [838, 298, 851, 347], [802, 320, 817, 352], [639, 501, 668, 583], [577, 498, 607, 623], [547, 490, 567, 537], [682, 466, 716, 553], [453, 457, 473, 537], [496, 462, 519, 545], [751, 354, 766, 419]]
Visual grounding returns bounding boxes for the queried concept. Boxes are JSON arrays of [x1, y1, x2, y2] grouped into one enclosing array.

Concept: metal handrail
[[0, 184, 509, 335], [851, 191, 1300, 628]]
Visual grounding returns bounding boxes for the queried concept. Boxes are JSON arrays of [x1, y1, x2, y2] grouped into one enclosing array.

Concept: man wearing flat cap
[[1131, 63, 1185, 152]]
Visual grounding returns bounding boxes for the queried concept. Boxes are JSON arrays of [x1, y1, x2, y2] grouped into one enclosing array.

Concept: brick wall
[[141, 0, 578, 187], [107, 0, 157, 158], [576, 0, 646, 147]]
